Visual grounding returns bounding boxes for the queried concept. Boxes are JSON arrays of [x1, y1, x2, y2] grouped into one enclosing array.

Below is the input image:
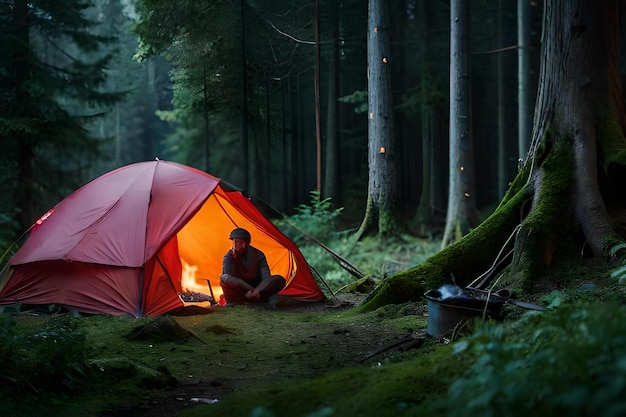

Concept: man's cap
[[229, 228, 251, 242]]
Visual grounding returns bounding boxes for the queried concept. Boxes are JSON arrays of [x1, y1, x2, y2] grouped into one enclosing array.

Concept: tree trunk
[[412, 0, 435, 236], [240, 0, 249, 190], [441, 0, 479, 249], [323, 3, 339, 201], [314, 0, 322, 193], [497, 0, 508, 199], [263, 76, 271, 199], [293, 75, 309, 204], [360, 0, 626, 311], [115, 103, 121, 166], [517, 0, 532, 161], [203, 64, 210, 171], [512, 0, 626, 271], [355, 0, 398, 243], [280, 78, 288, 209]]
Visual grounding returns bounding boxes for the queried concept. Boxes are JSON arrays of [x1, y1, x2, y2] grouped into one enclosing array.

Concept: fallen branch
[[358, 331, 427, 363]]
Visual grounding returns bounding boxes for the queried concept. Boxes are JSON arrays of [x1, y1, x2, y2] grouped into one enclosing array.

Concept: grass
[[0, 301, 444, 417], [4, 278, 626, 417]]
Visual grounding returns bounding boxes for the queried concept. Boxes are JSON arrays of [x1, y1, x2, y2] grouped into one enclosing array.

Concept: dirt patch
[[97, 295, 428, 416]]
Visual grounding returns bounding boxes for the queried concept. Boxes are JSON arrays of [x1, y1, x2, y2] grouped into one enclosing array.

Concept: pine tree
[[0, 0, 124, 238]]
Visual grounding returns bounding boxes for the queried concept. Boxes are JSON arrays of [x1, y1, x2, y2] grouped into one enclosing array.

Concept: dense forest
[[4, 1, 626, 416], [0, 0, 545, 251]]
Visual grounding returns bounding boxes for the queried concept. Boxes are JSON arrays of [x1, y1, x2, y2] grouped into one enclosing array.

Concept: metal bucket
[[424, 285, 508, 338]]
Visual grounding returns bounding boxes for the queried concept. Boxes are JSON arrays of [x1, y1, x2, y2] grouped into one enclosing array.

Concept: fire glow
[[180, 261, 221, 297]]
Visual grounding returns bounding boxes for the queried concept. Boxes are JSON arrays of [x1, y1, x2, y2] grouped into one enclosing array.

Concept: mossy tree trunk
[[360, 0, 626, 311], [355, 0, 398, 243], [506, 0, 626, 286]]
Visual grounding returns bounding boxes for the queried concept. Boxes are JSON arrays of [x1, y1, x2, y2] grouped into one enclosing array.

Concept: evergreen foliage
[[0, 1, 541, 246], [277, 192, 438, 291], [132, 0, 370, 207], [133, 0, 247, 174], [0, 0, 126, 238], [83, 2, 174, 171]]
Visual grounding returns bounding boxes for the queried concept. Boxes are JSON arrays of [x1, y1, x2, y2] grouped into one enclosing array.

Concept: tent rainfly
[[0, 160, 324, 316]]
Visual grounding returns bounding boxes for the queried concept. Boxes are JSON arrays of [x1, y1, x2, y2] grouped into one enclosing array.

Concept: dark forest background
[[1, 0, 550, 249]]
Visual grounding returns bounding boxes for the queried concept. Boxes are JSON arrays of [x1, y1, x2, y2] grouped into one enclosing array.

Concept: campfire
[[179, 262, 219, 305]]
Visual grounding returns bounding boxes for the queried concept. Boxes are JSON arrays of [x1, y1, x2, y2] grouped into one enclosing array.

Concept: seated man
[[219, 228, 286, 304]]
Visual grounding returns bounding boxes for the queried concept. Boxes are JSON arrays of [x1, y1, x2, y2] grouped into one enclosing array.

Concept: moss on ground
[[184, 342, 461, 417], [2, 272, 625, 417], [1, 248, 624, 417], [1, 298, 451, 417]]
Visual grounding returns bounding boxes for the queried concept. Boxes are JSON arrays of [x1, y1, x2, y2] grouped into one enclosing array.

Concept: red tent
[[0, 160, 324, 316]]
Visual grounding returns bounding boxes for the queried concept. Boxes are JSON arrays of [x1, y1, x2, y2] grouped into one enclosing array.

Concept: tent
[[0, 160, 325, 316]]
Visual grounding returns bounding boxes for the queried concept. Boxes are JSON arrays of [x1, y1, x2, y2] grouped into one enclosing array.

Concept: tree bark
[[240, 0, 249, 191], [323, 3, 339, 201], [361, 0, 626, 310], [412, 0, 435, 236], [517, 0, 532, 160], [314, 0, 322, 193], [497, 0, 509, 199], [441, 0, 479, 249], [356, 0, 398, 243], [520, 0, 626, 261]]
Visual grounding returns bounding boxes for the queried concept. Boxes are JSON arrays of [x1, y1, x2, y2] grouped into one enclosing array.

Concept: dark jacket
[[222, 245, 271, 285]]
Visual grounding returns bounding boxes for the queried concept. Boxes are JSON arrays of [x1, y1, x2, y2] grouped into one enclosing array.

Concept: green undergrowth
[[2, 282, 626, 417], [444, 297, 626, 417], [0, 312, 178, 416], [275, 191, 441, 293], [0, 299, 435, 417]]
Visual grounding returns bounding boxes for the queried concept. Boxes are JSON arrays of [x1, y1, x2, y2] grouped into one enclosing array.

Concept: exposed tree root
[[359, 182, 530, 312]]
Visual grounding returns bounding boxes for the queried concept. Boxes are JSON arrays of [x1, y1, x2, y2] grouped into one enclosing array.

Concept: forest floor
[[6, 256, 621, 417], [94, 293, 433, 417], [7, 290, 443, 417]]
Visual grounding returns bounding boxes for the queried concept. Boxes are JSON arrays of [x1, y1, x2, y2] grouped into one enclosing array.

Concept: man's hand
[[245, 289, 261, 302]]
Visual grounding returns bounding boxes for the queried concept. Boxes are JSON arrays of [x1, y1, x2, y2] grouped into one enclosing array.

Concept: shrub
[[0, 314, 89, 396], [278, 190, 343, 245], [441, 299, 626, 417]]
